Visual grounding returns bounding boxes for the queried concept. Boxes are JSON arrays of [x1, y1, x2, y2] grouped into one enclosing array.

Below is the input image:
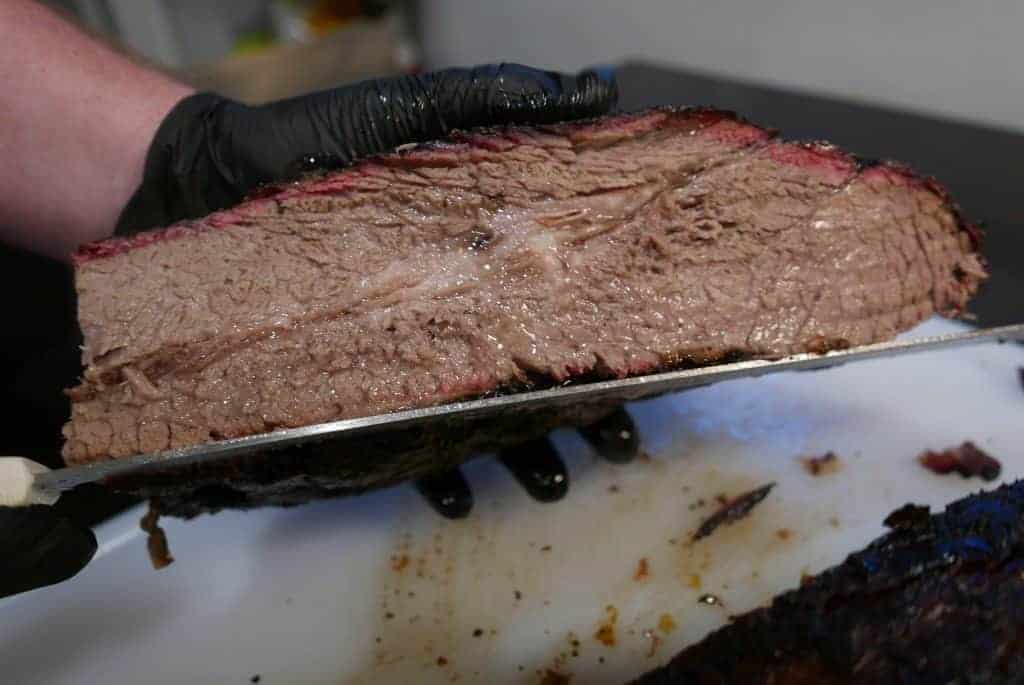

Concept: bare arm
[[0, 1, 192, 260]]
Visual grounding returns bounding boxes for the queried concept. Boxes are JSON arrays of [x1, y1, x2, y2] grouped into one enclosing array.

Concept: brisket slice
[[62, 106, 984, 512], [630, 480, 1024, 684]]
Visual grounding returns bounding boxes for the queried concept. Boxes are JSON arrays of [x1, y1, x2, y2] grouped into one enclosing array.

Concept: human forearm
[[0, 1, 192, 260]]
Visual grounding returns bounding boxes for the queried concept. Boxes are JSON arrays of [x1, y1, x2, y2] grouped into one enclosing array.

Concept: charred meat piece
[[630, 479, 1024, 684], [801, 451, 841, 476], [918, 441, 1002, 481], [64, 107, 984, 514], [692, 483, 775, 542]]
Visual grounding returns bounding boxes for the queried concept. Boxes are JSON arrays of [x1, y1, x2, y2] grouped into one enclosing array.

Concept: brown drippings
[[634, 557, 650, 581], [686, 573, 702, 589], [540, 670, 572, 685], [390, 554, 410, 572], [472, 628, 484, 638], [540, 545, 553, 552], [566, 632, 582, 658], [776, 528, 793, 541], [594, 626, 616, 646], [594, 605, 619, 646], [918, 442, 1002, 481], [801, 452, 842, 476], [692, 483, 775, 542], [140, 502, 174, 570], [658, 613, 677, 634], [514, 590, 523, 601], [436, 656, 448, 667]]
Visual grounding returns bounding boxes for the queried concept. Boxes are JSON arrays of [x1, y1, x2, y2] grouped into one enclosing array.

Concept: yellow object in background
[[232, 32, 276, 56], [306, 0, 362, 37], [272, 0, 390, 44]]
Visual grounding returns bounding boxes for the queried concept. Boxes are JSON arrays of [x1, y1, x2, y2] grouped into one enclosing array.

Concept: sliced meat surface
[[64, 108, 984, 480]]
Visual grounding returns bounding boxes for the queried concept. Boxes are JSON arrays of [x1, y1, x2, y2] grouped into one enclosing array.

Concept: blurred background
[[36, 0, 1024, 131], [39, 0, 418, 103]]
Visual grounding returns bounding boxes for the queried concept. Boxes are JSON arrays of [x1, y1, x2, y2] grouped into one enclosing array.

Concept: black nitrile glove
[[0, 506, 97, 599], [117, 63, 617, 234]]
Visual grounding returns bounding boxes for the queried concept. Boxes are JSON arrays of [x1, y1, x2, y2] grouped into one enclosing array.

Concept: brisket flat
[[62, 107, 984, 510], [630, 480, 1024, 684]]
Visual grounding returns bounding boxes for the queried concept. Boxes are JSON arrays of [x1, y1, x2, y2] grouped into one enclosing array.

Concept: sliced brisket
[[63, 107, 984, 510]]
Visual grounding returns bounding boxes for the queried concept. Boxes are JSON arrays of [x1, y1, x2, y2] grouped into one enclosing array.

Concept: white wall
[[420, 0, 1024, 132]]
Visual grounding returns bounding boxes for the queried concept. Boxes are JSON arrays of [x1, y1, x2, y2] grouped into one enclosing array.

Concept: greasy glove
[[117, 63, 617, 234]]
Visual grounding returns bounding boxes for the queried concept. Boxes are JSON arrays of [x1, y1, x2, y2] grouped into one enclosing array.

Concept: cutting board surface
[[2, 317, 1022, 684]]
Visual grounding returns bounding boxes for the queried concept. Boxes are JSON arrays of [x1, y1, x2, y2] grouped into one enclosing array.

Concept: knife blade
[[12, 322, 1024, 502]]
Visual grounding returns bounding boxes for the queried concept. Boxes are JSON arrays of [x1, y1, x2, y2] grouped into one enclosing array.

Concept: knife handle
[[0, 457, 61, 507]]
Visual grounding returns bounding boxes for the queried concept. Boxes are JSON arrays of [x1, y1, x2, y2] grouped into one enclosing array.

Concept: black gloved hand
[[117, 63, 617, 234], [0, 506, 97, 599]]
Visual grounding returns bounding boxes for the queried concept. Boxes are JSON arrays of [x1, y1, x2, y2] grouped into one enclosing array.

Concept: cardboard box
[[177, 18, 405, 104]]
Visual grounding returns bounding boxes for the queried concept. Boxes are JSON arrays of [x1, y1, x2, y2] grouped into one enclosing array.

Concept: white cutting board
[[2, 317, 1022, 685]]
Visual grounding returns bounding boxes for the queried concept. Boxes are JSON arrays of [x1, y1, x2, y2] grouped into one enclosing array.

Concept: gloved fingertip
[[584, 64, 617, 87], [572, 65, 619, 114]]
